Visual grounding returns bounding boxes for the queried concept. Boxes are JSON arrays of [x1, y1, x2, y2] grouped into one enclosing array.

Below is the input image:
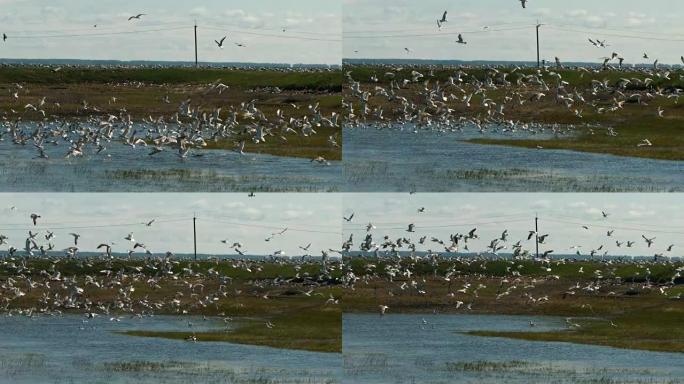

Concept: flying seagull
[[437, 11, 447, 28], [456, 34, 467, 44], [215, 36, 227, 48], [520, 0, 528, 8], [128, 14, 146, 21]]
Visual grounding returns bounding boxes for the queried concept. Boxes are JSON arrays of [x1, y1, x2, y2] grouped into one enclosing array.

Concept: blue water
[[343, 313, 684, 384], [0, 137, 341, 192], [343, 127, 684, 192], [0, 314, 340, 384]]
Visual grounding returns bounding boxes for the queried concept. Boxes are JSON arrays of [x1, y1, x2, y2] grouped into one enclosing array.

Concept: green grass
[[0, 66, 342, 91], [205, 125, 341, 160], [468, 305, 684, 353], [123, 305, 341, 353], [468, 98, 684, 161]]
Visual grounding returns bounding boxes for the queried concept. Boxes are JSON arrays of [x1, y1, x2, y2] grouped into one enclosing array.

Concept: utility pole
[[193, 215, 197, 261], [536, 22, 542, 68], [535, 214, 540, 259], [194, 21, 198, 68]]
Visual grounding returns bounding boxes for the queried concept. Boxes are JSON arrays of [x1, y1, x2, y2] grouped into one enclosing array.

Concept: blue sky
[[343, 194, 683, 258], [343, 0, 684, 64], [0, 193, 341, 256], [0, 0, 341, 64]]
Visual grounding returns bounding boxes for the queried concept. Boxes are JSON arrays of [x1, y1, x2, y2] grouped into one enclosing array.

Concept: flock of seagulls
[[340, 210, 676, 262], [343, 4, 684, 154], [337, 209, 681, 324], [1, 76, 339, 164], [0, 209, 340, 336], [345, 50, 684, 148]]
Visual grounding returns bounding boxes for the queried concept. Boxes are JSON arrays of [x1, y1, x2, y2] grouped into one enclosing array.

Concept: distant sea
[[0, 251, 333, 261], [343, 251, 682, 262], [343, 58, 683, 69], [0, 58, 340, 69]]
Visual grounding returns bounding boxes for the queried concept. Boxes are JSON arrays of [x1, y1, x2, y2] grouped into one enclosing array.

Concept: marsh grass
[[124, 305, 342, 353], [343, 257, 684, 353]]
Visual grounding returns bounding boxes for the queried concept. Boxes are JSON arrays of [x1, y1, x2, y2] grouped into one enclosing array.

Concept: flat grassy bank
[[125, 304, 341, 353], [0, 257, 343, 353], [342, 257, 684, 353], [0, 66, 341, 91], [345, 65, 684, 161]]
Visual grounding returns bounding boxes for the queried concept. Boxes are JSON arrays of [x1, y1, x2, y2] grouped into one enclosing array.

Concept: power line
[[547, 213, 684, 231], [547, 22, 684, 39], [3, 22, 190, 35], [342, 212, 533, 227], [545, 25, 684, 43], [0, 218, 188, 232], [544, 218, 684, 236], [201, 26, 341, 42], [345, 218, 530, 232], [200, 22, 340, 37], [5, 26, 190, 39], [201, 218, 342, 235], [344, 21, 534, 35], [344, 25, 534, 39]]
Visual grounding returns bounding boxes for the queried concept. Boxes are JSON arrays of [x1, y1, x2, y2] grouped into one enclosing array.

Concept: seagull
[[642, 235, 655, 247], [2, 33, 6, 42], [69, 233, 81, 245], [30, 213, 41, 226], [519, 0, 528, 8], [128, 14, 146, 21], [406, 223, 415, 232], [215, 36, 227, 48], [145, 219, 155, 226], [404, 48, 411, 54], [437, 11, 447, 28], [343, 213, 354, 222], [379, 305, 389, 315], [637, 139, 653, 147], [456, 34, 467, 45]]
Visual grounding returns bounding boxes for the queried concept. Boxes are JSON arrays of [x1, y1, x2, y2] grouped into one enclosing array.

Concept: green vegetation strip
[[0, 67, 341, 91], [123, 306, 341, 353]]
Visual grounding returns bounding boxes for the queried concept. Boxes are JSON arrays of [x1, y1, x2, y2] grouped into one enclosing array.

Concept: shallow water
[[343, 127, 684, 192], [0, 314, 340, 384], [0, 139, 340, 192], [343, 313, 684, 384]]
